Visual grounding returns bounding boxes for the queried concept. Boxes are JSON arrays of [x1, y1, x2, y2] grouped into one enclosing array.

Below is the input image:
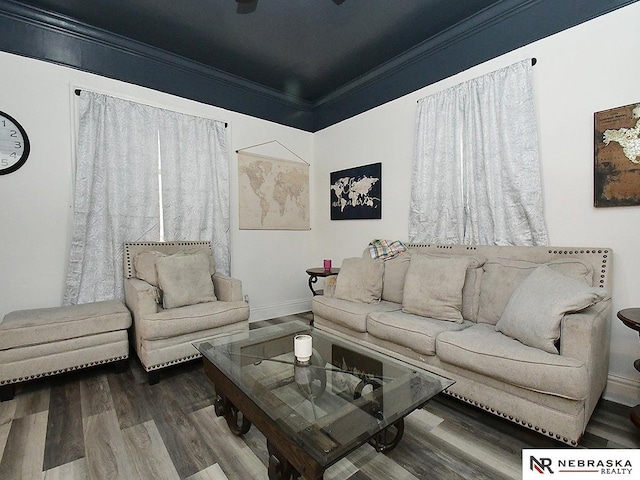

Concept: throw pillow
[[495, 265, 608, 354], [156, 253, 217, 309], [401, 254, 472, 323], [334, 257, 384, 303]]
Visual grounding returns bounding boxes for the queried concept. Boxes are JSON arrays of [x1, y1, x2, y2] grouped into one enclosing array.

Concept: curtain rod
[[415, 58, 537, 103], [74, 89, 228, 128]]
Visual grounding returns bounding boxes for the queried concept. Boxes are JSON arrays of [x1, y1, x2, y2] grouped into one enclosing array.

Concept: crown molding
[[311, 0, 638, 130], [0, 0, 314, 128]]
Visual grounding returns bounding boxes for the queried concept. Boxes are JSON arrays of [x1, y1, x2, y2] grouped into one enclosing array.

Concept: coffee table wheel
[[225, 404, 252, 436], [214, 394, 227, 417], [214, 394, 252, 435], [353, 377, 383, 399], [268, 442, 301, 480], [369, 419, 405, 453]]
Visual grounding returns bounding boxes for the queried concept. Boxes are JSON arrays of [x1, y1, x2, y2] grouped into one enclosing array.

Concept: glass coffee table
[[194, 321, 453, 480]]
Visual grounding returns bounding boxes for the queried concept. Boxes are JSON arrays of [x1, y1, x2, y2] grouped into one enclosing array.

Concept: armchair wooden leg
[[0, 384, 15, 402], [148, 370, 160, 385]]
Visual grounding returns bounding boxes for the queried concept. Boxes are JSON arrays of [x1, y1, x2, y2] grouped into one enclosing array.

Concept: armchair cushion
[[156, 253, 217, 309], [495, 265, 608, 354], [133, 246, 216, 286], [134, 250, 165, 286]]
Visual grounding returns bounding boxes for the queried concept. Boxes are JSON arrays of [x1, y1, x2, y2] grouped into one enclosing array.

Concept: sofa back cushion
[[380, 252, 412, 303], [477, 257, 595, 325]]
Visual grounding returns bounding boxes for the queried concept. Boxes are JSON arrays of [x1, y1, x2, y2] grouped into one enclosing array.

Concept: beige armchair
[[124, 241, 249, 384]]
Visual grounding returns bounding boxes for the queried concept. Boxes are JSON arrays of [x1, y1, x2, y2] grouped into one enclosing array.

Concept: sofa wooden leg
[[0, 384, 15, 402], [148, 370, 160, 385], [114, 358, 129, 374]]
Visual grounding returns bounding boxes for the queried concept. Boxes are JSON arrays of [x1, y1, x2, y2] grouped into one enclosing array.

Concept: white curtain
[[159, 110, 230, 275], [64, 91, 230, 305], [409, 59, 548, 246]]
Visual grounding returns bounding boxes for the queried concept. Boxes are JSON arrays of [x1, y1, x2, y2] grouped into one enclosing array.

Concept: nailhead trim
[[145, 353, 201, 372], [444, 390, 578, 446], [1, 355, 128, 385], [124, 241, 211, 278], [406, 244, 610, 291]]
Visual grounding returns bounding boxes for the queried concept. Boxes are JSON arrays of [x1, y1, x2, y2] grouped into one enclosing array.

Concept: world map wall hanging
[[330, 162, 382, 220], [594, 102, 640, 207], [238, 151, 310, 230]]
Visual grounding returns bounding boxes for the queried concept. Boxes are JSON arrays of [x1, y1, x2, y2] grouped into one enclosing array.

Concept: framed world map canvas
[[594, 102, 640, 207], [330, 162, 382, 220], [238, 152, 310, 230]]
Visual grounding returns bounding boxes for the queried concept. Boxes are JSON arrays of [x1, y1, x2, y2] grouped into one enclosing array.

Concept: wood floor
[[1, 312, 639, 480]]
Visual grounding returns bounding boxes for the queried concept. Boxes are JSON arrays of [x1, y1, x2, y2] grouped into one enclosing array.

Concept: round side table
[[617, 308, 640, 429], [305, 267, 340, 296]]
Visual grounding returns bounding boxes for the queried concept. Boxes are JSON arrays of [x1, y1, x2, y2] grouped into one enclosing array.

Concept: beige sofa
[[312, 243, 612, 445], [124, 241, 249, 383]]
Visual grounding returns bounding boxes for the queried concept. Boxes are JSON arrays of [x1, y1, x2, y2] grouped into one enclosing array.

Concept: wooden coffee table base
[[268, 442, 302, 480], [204, 360, 326, 480], [204, 359, 408, 480]]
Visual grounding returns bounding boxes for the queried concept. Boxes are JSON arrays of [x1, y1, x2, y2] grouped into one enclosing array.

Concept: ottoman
[[0, 300, 132, 401]]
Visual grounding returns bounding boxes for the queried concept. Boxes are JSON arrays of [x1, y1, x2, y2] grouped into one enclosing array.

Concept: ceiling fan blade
[[236, 0, 258, 14]]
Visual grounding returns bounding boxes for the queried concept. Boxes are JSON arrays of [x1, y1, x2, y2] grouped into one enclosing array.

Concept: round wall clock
[[0, 111, 30, 175]]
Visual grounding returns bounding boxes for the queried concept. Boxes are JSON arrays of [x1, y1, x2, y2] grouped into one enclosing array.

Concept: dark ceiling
[[14, 0, 503, 102], [0, 0, 636, 130]]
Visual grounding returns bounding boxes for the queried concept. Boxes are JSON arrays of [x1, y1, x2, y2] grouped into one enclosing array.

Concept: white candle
[[294, 334, 312, 363]]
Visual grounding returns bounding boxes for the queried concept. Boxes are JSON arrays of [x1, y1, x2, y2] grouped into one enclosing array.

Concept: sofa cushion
[[477, 258, 595, 325], [436, 324, 589, 400], [402, 254, 474, 322], [156, 253, 217, 309], [381, 252, 411, 303], [138, 301, 249, 340], [311, 296, 401, 333], [334, 257, 384, 304], [0, 300, 131, 349], [495, 265, 608, 354], [368, 310, 471, 356]]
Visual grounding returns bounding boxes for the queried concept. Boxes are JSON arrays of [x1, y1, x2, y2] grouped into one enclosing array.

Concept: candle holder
[[323, 259, 332, 272], [294, 334, 312, 364]]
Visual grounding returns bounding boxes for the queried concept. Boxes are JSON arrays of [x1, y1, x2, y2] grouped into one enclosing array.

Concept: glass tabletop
[[194, 320, 453, 466]]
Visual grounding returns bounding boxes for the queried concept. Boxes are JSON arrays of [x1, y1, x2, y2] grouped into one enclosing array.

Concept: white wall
[[313, 3, 640, 406], [0, 51, 316, 323]]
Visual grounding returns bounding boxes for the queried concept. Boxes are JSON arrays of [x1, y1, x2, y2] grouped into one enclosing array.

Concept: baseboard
[[603, 373, 640, 407], [248, 298, 312, 323]]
